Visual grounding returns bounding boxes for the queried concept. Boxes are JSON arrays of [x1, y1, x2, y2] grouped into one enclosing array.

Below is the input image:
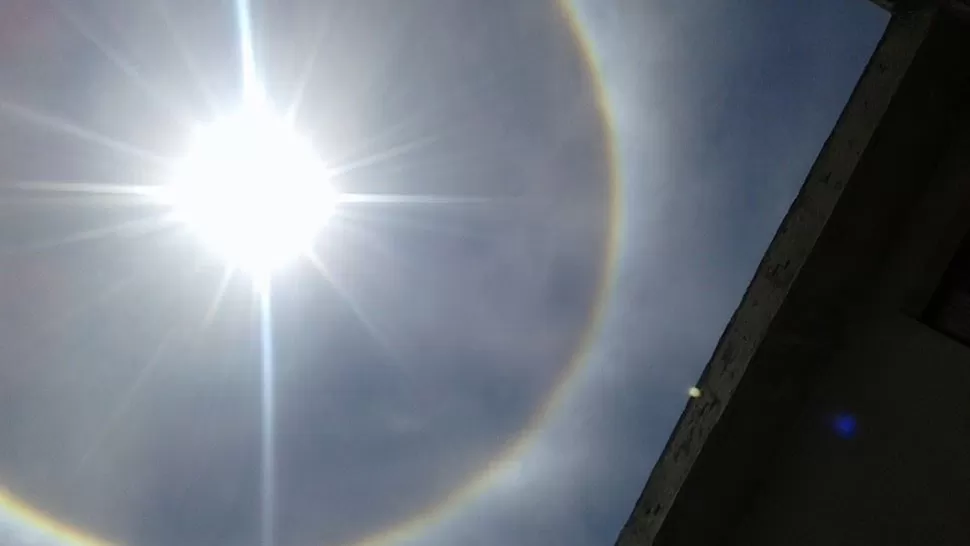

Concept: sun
[[164, 96, 338, 276]]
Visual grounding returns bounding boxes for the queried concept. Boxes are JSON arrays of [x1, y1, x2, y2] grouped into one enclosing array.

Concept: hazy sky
[[0, 1, 886, 545]]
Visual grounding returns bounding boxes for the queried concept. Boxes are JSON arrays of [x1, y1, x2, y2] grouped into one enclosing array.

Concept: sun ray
[[304, 249, 400, 365], [324, 114, 494, 184], [0, 194, 156, 211], [7, 181, 165, 197], [14, 272, 141, 383], [286, 1, 356, 122], [325, 114, 417, 164], [338, 192, 490, 206], [148, 0, 221, 114], [235, 0, 259, 98], [304, 249, 378, 333], [332, 192, 498, 244], [53, 3, 196, 124], [258, 284, 276, 546], [72, 325, 181, 475], [335, 203, 496, 246], [201, 265, 237, 329], [319, 217, 400, 262], [12, 253, 209, 512], [325, 51, 517, 172], [0, 99, 169, 164], [326, 135, 439, 178], [230, 2, 277, 544], [0, 180, 166, 209], [23, 213, 177, 253]]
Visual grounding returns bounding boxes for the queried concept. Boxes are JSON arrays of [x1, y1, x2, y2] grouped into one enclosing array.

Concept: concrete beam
[[616, 7, 970, 545], [873, 0, 970, 15], [870, 0, 901, 11], [869, 0, 931, 12]]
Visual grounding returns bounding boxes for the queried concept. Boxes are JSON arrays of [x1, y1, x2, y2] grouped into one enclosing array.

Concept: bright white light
[[165, 98, 337, 275]]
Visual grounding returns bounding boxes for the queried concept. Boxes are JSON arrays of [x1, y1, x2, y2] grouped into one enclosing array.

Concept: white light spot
[[688, 386, 702, 398], [164, 99, 337, 276]]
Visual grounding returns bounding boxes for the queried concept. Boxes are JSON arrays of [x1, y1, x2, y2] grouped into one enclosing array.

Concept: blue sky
[[0, 1, 886, 545]]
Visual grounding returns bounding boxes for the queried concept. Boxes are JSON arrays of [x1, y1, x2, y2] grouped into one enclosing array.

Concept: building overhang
[[616, 6, 970, 545]]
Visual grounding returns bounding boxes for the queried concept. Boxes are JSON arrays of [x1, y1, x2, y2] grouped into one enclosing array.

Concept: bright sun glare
[[164, 96, 338, 276]]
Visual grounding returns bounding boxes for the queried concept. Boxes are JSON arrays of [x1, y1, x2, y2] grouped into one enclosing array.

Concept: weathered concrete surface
[[616, 7, 970, 545]]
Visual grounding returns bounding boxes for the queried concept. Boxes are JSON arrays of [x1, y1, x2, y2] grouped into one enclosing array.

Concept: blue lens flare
[[833, 413, 857, 439]]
